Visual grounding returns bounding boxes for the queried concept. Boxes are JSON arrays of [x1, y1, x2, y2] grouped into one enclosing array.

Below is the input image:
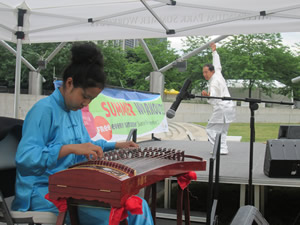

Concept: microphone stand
[[187, 93, 294, 205]]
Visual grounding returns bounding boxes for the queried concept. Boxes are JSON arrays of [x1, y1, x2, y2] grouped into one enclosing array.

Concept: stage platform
[[139, 140, 300, 215]]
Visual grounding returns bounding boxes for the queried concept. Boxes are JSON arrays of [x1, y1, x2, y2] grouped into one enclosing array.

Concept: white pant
[[206, 122, 230, 153]]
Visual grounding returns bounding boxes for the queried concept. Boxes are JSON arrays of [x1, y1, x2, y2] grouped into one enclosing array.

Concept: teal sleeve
[[15, 105, 61, 176], [92, 139, 116, 151]]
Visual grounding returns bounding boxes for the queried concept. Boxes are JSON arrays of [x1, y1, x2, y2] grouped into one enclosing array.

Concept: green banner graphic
[[82, 88, 168, 142]]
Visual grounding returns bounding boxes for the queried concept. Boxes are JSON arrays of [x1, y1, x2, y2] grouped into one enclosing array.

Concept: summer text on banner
[[82, 87, 169, 142]]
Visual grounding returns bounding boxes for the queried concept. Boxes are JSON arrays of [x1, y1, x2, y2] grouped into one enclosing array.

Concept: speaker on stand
[[264, 125, 300, 225], [264, 139, 300, 178]]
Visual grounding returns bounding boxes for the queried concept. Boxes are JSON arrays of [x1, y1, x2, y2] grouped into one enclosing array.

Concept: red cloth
[[109, 196, 143, 225], [177, 171, 197, 190], [45, 193, 68, 212]]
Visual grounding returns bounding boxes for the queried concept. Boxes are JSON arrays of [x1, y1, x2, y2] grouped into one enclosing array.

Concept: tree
[[220, 34, 299, 98], [181, 36, 213, 92], [23, 43, 72, 91], [295, 43, 300, 56], [0, 43, 17, 88], [123, 38, 180, 91], [0, 42, 72, 92], [3, 35, 298, 99], [285, 42, 300, 99], [96, 41, 128, 87]]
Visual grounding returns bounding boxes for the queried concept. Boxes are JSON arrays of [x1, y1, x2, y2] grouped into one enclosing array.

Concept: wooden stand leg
[[151, 183, 157, 225], [67, 199, 79, 225], [183, 187, 190, 225], [56, 211, 67, 225], [177, 185, 183, 225], [144, 186, 151, 203], [145, 184, 157, 225]]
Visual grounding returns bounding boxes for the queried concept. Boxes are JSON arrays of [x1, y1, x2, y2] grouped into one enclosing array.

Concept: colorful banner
[[82, 87, 168, 142]]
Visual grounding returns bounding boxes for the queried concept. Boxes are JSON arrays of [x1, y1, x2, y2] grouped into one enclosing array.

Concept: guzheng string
[[81, 147, 185, 175], [101, 147, 185, 170], [106, 148, 174, 163], [116, 148, 182, 162]]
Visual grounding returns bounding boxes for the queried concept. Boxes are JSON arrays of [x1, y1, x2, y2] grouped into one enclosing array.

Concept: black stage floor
[[139, 140, 300, 187]]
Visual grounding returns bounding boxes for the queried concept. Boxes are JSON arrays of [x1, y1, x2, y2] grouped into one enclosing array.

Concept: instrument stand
[[151, 133, 161, 141], [144, 182, 191, 225], [187, 93, 293, 205], [127, 129, 161, 142]]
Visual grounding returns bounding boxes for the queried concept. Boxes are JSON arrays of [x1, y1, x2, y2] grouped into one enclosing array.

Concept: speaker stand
[[248, 101, 258, 205]]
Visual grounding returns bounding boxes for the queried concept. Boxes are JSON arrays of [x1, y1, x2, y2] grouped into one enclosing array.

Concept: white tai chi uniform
[[206, 51, 236, 154]]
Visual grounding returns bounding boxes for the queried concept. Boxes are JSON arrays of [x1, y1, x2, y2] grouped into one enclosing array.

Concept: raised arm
[[210, 42, 222, 72]]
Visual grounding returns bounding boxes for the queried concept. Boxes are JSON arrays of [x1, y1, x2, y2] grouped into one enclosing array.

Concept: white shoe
[[220, 150, 229, 155], [210, 150, 229, 155]]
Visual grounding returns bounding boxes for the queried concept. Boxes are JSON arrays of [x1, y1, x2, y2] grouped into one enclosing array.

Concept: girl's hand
[[115, 141, 139, 149], [59, 143, 103, 160]]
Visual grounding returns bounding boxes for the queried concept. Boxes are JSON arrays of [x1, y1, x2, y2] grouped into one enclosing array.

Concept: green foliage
[[0, 43, 16, 87], [1, 35, 300, 98], [123, 38, 181, 91], [0, 42, 72, 90], [220, 34, 299, 98], [181, 36, 212, 92], [28, 43, 72, 90], [97, 41, 127, 87]]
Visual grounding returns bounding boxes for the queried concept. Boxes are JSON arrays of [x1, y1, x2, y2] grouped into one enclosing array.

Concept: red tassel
[[109, 196, 143, 225], [177, 171, 197, 190], [45, 193, 68, 212]]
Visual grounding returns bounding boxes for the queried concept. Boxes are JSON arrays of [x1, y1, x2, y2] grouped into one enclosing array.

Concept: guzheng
[[49, 147, 206, 208]]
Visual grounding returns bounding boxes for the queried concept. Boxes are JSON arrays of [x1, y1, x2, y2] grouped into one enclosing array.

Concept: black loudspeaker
[[278, 125, 300, 139], [264, 139, 300, 178]]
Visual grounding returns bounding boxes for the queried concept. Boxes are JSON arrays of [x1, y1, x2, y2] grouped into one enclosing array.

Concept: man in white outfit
[[201, 43, 236, 154]]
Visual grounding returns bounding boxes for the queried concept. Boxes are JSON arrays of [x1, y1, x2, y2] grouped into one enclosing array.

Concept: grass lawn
[[195, 122, 300, 143]]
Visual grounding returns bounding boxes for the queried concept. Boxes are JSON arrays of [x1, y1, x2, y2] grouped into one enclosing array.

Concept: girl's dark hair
[[204, 64, 215, 72], [63, 42, 106, 89]]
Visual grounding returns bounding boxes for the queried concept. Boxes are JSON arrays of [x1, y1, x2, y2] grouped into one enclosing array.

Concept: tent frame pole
[[138, 39, 159, 71], [140, 0, 175, 34], [159, 35, 228, 73], [37, 42, 67, 73], [14, 37, 22, 118], [0, 40, 36, 72], [13, 8, 26, 119]]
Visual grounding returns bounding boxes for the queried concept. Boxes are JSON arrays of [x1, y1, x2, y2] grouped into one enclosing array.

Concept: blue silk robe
[[12, 88, 153, 225]]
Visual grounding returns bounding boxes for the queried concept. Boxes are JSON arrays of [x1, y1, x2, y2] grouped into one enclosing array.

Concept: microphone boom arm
[[188, 93, 294, 105]]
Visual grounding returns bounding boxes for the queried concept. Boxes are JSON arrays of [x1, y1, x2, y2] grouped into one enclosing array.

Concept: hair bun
[[71, 42, 103, 66]]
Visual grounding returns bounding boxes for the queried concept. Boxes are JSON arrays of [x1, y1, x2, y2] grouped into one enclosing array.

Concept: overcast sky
[[168, 32, 300, 54]]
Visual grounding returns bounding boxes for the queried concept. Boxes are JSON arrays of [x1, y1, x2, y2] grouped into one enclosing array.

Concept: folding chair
[[230, 205, 269, 225], [0, 116, 57, 225]]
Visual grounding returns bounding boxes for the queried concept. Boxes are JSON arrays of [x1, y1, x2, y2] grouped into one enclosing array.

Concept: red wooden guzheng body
[[49, 147, 206, 208]]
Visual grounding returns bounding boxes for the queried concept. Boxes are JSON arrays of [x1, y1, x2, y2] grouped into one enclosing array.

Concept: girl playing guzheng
[[11, 42, 154, 225]]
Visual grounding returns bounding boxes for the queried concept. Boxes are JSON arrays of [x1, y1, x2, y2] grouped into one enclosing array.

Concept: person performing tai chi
[[201, 42, 236, 155], [11, 42, 153, 225]]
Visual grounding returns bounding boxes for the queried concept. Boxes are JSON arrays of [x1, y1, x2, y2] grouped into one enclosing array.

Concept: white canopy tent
[[0, 0, 300, 117], [1, 0, 300, 43]]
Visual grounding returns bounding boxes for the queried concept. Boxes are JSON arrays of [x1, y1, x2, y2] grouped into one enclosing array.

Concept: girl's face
[[61, 77, 102, 111]]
